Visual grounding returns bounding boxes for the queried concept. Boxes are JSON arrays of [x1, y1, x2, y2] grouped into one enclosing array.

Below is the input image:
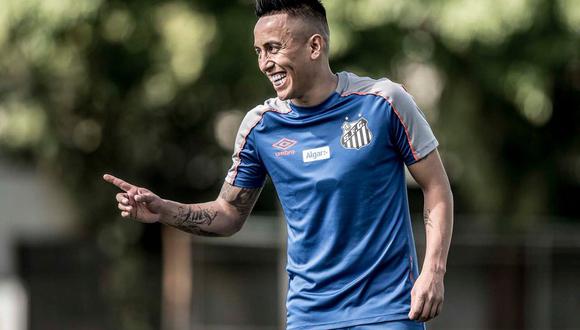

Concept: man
[[103, 0, 453, 329]]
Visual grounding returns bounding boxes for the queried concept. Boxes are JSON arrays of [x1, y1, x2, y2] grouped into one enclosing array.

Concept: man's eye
[[266, 45, 280, 54]]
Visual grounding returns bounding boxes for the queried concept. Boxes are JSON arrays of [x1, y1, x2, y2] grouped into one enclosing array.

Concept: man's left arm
[[407, 149, 454, 322]]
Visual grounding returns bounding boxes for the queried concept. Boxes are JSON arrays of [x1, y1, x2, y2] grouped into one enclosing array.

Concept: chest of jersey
[[253, 94, 403, 218]]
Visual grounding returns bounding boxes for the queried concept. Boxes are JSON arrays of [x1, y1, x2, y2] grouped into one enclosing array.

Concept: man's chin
[[273, 82, 292, 100], [275, 90, 290, 101]]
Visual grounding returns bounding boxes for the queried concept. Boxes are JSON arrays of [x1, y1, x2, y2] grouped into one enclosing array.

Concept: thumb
[[135, 193, 156, 203], [408, 292, 425, 320]]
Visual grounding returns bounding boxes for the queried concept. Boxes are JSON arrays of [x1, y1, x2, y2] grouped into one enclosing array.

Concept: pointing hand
[[103, 174, 164, 223]]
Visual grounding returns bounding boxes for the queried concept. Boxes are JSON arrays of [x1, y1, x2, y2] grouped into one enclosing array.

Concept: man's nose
[[259, 56, 274, 72]]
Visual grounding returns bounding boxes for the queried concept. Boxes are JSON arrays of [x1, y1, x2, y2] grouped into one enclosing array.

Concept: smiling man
[[253, 3, 335, 106], [104, 1, 453, 329]]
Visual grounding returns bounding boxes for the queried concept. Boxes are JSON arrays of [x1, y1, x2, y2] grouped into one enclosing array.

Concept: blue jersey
[[225, 72, 438, 329]]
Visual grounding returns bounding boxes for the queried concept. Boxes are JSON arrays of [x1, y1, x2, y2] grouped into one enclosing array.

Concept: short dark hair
[[255, 0, 330, 45], [255, 0, 327, 18]]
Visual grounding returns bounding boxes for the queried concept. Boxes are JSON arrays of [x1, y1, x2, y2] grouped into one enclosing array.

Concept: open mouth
[[270, 72, 287, 88]]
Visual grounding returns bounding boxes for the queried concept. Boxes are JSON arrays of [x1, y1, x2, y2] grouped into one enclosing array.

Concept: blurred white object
[[0, 278, 27, 330], [0, 160, 78, 245]]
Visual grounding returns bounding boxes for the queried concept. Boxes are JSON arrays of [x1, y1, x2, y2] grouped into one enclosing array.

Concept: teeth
[[274, 77, 285, 87], [270, 73, 286, 83]]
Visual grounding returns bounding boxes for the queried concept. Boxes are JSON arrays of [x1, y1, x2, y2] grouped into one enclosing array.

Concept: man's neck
[[291, 69, 338, 107]]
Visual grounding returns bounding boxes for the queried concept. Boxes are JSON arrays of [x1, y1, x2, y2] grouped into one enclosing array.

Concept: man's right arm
[[159, 183, 262, 237], [103, 174, 262, 237]]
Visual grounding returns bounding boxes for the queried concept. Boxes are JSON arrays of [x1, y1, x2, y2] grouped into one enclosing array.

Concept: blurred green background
[[0, 0, 579, 329]]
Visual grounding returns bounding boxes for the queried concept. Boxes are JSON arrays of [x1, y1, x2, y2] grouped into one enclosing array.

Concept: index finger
[[103, 174, 134, 192]]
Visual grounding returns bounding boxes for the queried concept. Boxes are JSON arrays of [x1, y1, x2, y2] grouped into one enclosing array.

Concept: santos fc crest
[[340, 117, 373, 149]]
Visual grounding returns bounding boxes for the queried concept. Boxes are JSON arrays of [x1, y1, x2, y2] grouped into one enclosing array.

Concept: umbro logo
[[272, 138, 297, 150], [273, 137, 297, 157]]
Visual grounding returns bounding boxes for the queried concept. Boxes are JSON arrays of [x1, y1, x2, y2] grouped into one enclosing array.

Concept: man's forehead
[[254, 13, 302, 44], [255, 13, 289, 31]]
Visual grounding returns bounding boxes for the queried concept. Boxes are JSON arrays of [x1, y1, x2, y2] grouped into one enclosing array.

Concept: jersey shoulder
[[238, 97, 292, 131], [337, 71, 413, 109]]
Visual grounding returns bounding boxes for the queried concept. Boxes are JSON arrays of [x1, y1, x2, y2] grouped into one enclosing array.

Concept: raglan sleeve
[[388, 84, 439, 165], [224, 108, 268, 189]]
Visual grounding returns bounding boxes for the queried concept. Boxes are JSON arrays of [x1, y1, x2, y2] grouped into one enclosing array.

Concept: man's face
[[253, 14, 313, 101]]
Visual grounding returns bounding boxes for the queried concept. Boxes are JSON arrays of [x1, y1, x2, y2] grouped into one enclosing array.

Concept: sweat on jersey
[[225, 71, 438, 329]]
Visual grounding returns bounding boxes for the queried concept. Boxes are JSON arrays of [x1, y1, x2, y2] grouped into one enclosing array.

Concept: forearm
[[158, 183, 262, 237], [158, 199, 237, 237], [406, 150, 452, 321], [421, 185, 453, 274]]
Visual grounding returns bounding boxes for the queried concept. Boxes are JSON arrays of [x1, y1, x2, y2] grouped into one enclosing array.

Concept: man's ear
[[309, 34, 324, 60]]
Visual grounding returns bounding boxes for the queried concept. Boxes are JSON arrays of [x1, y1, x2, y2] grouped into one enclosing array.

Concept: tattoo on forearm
[[219, 184, 262, 219], [168, 183, 260, 237], [172, 205, 221, 236], [424, 208, 433, 229]]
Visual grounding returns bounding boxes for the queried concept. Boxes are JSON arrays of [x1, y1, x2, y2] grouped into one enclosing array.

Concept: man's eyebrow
[[255, 40, 283, 48]]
